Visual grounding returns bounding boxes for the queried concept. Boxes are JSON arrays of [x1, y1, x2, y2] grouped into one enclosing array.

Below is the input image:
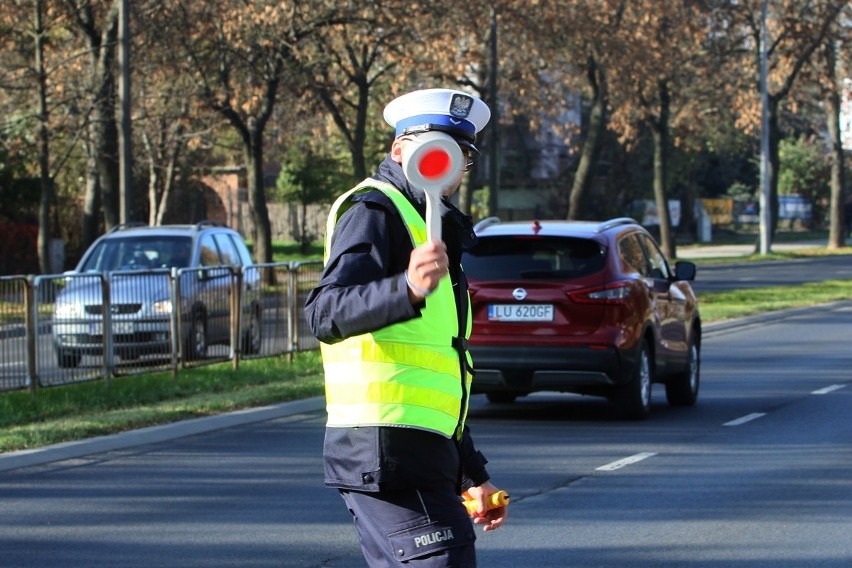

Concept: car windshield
[[79, 236, 193, 272], [463, 236, 606, 280]]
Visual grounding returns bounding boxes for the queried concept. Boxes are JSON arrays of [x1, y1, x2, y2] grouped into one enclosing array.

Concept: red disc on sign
[[418, 148, 451, 179]]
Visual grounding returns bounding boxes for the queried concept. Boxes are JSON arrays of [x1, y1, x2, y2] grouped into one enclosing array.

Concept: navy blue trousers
[[339, 488, 477, 567]]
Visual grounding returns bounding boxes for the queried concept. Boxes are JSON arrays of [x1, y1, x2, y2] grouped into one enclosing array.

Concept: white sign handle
[[424, 188, 442, 244]]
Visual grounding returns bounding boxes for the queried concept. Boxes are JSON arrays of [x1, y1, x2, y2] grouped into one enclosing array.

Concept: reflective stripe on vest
[[321, 180, 470, 439]]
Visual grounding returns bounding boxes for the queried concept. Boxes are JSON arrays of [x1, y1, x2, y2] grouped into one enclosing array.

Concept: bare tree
[[304, 2, 408, 182], [0, 0, 89, 272], [163, 0, 349, 266], [815, 15, 851, 248], [725, 0, 847, 244], [60, 0, 121, 247], [604, 1, 717, 259], [131, 1, 213, 226]]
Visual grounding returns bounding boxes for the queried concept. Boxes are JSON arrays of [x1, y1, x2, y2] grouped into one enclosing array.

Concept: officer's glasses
[[461, 148, 475, 172], [400, 135, 475, 172]]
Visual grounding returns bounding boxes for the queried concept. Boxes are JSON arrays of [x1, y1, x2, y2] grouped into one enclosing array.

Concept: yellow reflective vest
[[321, 180, 472, 440]]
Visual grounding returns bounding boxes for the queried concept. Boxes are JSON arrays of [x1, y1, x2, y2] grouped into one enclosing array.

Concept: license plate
[[488, 304, 554, 322], [88, 321, 134, 335]]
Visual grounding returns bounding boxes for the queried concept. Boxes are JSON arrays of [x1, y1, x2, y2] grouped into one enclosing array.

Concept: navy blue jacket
[[304, 155, 489, 493]]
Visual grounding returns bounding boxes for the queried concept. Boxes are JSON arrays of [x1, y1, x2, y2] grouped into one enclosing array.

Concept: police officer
[[305, 88, 507, 567]]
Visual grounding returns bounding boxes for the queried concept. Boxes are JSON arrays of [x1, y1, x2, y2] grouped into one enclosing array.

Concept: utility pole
[[487, 4, 500, 218], [758, 0, 772, 254], [118, 0, 133, 224]]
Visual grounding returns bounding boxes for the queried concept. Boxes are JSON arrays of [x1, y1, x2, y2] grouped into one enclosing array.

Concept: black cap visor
[[401, 122, 479, 153]]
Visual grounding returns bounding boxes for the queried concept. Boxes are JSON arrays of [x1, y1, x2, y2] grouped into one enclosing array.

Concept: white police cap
[[383, 88, 491, 149]]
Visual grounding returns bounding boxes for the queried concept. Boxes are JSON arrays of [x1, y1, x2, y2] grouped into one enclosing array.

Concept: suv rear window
[[464, 236, 606, 280]]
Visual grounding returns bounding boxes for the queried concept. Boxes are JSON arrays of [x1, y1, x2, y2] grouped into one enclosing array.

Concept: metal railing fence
[[0, 261, 323, 394], [0, 276, 32, 393]]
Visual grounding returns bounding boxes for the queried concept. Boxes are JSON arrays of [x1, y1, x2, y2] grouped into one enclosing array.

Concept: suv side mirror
[[673, 260, 697, 281]]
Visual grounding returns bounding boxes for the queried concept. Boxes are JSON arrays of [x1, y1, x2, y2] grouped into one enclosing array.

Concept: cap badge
[[449, 94, 473, 118]]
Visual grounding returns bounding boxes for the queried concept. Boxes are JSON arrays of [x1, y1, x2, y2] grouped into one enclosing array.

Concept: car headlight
[[152, 299, 173, 314], [54, 302, 84, 318]]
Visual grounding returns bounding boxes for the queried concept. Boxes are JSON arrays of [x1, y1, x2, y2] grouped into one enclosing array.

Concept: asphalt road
[[2, 301, 851, 567]]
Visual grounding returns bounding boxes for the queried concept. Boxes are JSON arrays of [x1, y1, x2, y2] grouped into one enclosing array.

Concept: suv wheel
[[666, 338, 700, 406], [56, 347, 82, 369], [616, 339, 652, 420], [242, 307, 262, 355], [185, 310, 207, 361]]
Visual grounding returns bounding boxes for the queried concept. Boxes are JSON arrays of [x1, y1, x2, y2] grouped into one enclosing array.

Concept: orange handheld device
[[462, 490, 510, 516]]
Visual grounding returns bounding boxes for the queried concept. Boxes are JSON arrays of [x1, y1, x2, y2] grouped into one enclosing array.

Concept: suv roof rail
[[195, 220, 226, 230], [597, 217, 638, 233], [473, 216, 502, 233], [107, 222, 148, 234]]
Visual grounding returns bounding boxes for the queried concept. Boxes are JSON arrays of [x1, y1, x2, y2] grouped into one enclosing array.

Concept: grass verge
[[696, 279, 852, 322], [0, 351, 324, 453]]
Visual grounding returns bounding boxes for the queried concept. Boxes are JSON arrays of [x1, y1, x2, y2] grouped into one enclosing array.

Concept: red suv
[[462, 217, 701, 419]]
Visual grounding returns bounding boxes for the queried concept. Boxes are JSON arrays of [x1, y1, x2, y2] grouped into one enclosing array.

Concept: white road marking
[[596, 452, 657, 471], [723, 412, 766, 427], [812, 384, 845, 395]]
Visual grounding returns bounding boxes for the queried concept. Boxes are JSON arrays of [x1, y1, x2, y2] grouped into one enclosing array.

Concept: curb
[[702, 300, 852, 337]]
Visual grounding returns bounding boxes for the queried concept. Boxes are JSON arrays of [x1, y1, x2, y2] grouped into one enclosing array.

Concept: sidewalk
[[676, 239, 826, 259]]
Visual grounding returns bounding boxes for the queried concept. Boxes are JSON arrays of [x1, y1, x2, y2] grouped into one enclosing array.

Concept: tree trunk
[[78, 0, 120, 233], [146, 121, 183, 226], [568, 54, 607, 221], [82, 146, 101, 251], [651, 126, 674, 259], [96, 94, 120, 231], [650, 81, 675, 260], [352, 78, 369, 181], [300, 201, 309, 255], [568, 92, 606, 220], [822, 43, 846, 250], [246, 128, 272, 267], [156, 141, 179, 226], [767, 96, 781, 238], [35, 0, 53, 274], [486, 5, 499, 218], [145, 131, 160, 225]]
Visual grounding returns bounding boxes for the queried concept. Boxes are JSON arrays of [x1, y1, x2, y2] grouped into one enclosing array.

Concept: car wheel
[[665, 338, 700, 406], [242, 306, 262, 355], [616, 339, 652, 420], [55, 346, 82, 369], [486, 392, 517, 404], [185, 310, 207, 361]]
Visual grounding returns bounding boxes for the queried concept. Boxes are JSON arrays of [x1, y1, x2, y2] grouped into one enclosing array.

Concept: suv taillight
[[569, 281, 634, 304]]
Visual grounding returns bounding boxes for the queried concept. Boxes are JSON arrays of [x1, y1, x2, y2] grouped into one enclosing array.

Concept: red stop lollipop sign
[[418, 148, 452, 179], [402, 131, 464, 243]]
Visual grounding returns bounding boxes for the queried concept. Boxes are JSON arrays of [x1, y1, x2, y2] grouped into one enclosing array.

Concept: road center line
[[812, 384, 845, 395], [723, 412, 766, 427], [596, 452, 657, 471]]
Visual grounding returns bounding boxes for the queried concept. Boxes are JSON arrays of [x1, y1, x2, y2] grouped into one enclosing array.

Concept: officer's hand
[[405, 241, 449, 303], [465, 481, 508, 532]]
